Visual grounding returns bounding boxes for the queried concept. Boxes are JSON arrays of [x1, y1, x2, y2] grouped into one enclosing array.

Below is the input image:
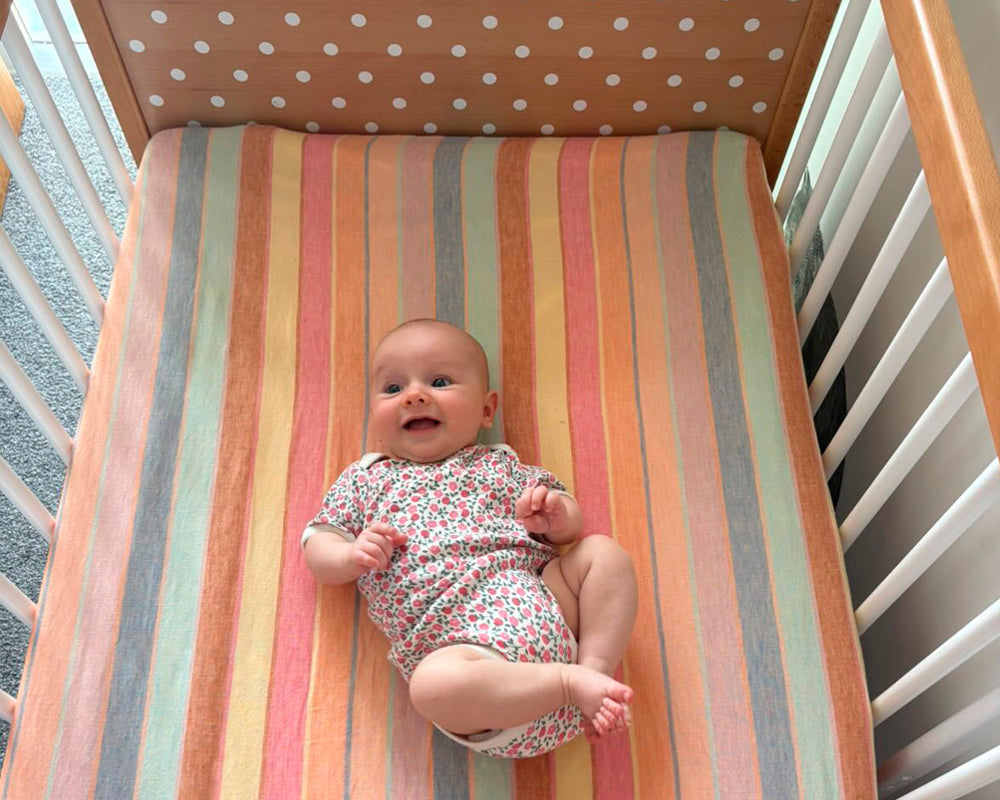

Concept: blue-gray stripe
[[93, 128, 208, 799], [434, 138, 468, 326], [686, 132, 798, 797]]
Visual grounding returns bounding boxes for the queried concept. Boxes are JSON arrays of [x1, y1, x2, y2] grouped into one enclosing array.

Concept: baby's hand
[[350, 522, 408, 576], [515, 485, 569, 536]]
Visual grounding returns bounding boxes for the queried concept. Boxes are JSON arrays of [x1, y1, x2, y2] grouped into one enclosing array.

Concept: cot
[[0, 0, 998, 798]]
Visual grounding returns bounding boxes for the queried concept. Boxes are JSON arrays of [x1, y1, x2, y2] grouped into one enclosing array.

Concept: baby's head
[[370, 319, 498, 463]]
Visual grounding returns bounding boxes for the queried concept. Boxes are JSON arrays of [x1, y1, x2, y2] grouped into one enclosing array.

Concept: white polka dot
[[151, 9, 167, 24], [744, 18, 760, 32], [633, 100, 647, 112], [416, 14, 432, 28], [482, 72, 497, 85], [599, 125, 613, 135], [233, 69, 249, 82], [544, 73, 559, 86], [387, 43, 403, 57], [272, 96, 286, 108], [332, 96, 347, 108], [578, 46, 594, 59], [393, 97, 407, 109], [285, 12, 300, 26], [194, 40, 210, 54], [358, 70, 373, 83], [351, 13, 366, 27], [679, 17, 694, 32], [259, 41, 275, 55], [218, 11, 234, 25], [548, 16, 563, 30], [718, 125, 730, 131], [365, 122, 379, 133], [451, 44, 467, 57], [424, 122, 437, 134], [668, 74, 683, 87], [693, 101, 708, 112], [482, 15, 498, 29], [421, 71, 436, 84], [297, 70, 311, 83], [657, 125, 672, 134], [323, 43, 339, 56], [514, 45, 530, 58], [210, 95, 225, 107], [187, 120, 201, 127], [613, 17, 629, 31], [129, 40, 145, 53], [573, 99, 587, 112], [541, 124, 555, 135], [769, 48, 785, 61], [642, 46, 657, 60], [513, 98, 527, 111], [170, 68, 186, 81], [706, 47, 721, 60], [753, 101, 768, 113], [606, 74, 621, 86], [453, 98, 467, 110], [482, 123, 496, 134], [149, 94, 164, 106], [729, 75, 744, 88], [306, 121, 320, 132]]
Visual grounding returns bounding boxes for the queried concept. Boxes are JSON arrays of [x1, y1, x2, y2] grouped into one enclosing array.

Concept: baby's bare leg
[[409, 645, 633, 736], [542, 534, 638, 676]]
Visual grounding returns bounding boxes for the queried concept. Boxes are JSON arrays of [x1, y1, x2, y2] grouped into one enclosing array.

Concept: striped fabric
[[1, 126, 874, 799]]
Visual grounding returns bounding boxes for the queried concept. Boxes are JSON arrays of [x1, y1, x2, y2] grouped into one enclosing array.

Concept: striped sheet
[[1, 126, 875, 799]]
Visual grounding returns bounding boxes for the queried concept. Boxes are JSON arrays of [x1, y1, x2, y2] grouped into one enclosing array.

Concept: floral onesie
[[302, 443, 584, 758]]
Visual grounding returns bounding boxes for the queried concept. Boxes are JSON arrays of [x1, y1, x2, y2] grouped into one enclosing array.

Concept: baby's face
[[370, 324, 497, 463]]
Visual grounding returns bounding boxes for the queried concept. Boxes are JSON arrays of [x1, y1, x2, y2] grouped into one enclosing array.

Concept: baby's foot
[[561, 664, 633, 738]]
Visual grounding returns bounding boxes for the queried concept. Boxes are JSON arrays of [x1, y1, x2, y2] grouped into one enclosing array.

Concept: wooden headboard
[[71, 0, 838, 181]]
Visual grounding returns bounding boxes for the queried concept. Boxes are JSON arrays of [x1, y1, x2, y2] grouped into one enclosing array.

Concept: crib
[[0, 0, 998, 797]]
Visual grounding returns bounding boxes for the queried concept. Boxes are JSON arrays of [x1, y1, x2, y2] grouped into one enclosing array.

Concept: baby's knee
[[409, 648, 468, 717], [578, 534, 635, 576]]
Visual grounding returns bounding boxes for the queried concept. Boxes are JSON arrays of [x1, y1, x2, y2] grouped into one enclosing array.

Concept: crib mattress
[[2, 127, 874, 799]]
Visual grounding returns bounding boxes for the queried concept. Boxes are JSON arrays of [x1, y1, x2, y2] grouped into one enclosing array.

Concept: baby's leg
[[542, 534, 638, 676], [409, 645, 633, 736]]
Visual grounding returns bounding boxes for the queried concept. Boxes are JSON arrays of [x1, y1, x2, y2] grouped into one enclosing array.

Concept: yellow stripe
[[220, 129, 302, 798], [528, 139, 575, 495]]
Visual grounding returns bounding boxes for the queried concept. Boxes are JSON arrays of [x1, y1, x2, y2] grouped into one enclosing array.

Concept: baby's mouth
[[403, 417, 440, 431]]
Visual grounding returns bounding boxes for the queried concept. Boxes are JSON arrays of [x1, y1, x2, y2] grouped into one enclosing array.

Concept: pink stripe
[[259, 135, 334, 799], [400, 137, 437, 320], [391, 674, 432, 800], [655, 135, 756, 793], [49, 131, 182, 798]]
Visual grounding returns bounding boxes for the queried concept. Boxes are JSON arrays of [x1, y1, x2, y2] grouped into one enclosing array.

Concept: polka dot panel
[[109, 0, 814, 138]]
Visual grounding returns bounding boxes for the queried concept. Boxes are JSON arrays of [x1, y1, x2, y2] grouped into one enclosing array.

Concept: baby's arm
[[304, 522, 408, 585], [515, 487, 583, 545]]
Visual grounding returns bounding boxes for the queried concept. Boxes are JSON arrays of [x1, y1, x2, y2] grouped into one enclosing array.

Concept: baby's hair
[[373, 318, 491, 389]]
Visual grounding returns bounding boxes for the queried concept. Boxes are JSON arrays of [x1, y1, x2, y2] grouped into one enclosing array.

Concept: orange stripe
[[400, 137, 436, 321], [746, 143, 875, 798], [177, 125, 274, 798]]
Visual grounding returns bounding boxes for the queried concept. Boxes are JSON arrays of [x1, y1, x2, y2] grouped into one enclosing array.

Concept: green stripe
[[470, 752, 511, 800], [463, 138, 503, 445], [714, 133, 839, 798], [136, 127, 241, 800]]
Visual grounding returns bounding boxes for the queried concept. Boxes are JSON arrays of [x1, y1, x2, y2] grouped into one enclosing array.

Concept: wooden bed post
[[881, 0, 1000, 456]]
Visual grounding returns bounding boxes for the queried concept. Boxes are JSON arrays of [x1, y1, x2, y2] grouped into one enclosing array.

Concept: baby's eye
[[430, 376, 452, 388], [384, 383, 402, 395]]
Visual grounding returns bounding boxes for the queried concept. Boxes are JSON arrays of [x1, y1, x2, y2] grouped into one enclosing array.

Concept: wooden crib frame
[[0, 0, 998, 797]]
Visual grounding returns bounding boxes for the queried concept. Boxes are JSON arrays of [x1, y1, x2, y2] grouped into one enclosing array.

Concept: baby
[[302, 319, 638, 758]]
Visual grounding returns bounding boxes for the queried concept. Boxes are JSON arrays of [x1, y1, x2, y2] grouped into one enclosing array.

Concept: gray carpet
[[0, 72, 135, 763]]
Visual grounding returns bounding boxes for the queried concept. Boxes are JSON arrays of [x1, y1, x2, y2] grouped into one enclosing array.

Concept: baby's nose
[[403, 387, 428, 405]]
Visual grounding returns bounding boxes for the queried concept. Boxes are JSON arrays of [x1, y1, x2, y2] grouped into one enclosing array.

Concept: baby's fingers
[[514, 489, 534, 519], [356, 540, 388, 570], [369, 521, 408, 545]]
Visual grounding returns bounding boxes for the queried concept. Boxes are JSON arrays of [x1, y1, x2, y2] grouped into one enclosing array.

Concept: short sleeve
[[301, 461, 368, 548], [507, 450, 568, 494]]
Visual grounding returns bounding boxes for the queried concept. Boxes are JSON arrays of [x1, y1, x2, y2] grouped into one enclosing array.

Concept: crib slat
[[775, 0, 874, 217], [0, 457, 54, 544], [0, 109, 104, 326], [822, 258, 952, 478], [797, 90, 911, 344], [871, 597, 1000, 726], [879, 686, 1000, 797], [30, 0, 133, 208], [789, 23, 894, 274], [1, 18, 120, 265], [808, 171, 931, 414], [892, 742, 1000, 800], [855, 459, 999, 635], [0, 231, 90, 392], [0, 341, 72, 465], [0, 572, 37, 629], [839, 353, 978, 550]]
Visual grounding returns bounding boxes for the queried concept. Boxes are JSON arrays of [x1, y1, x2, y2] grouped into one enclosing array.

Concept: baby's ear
[[481, 390, 499, 428]]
